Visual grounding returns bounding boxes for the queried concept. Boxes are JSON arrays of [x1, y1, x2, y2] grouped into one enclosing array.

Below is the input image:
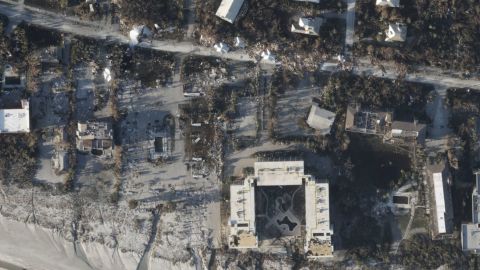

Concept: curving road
[[2, 0, 480, 92], [0, 0, 256, 62]]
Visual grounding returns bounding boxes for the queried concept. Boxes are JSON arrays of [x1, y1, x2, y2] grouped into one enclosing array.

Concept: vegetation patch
[[355, 0, 480, 72], [0, 134, 38, 188], [446, 88, 480, 225], [396, 234, 467, 269], [196, 0, 345, 69], [319, 72, 432, 122], [117, 0, 184, 37], [130, 48, 176, 88]]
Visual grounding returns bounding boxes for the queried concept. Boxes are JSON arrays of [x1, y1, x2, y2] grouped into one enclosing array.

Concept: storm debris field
[[0, 1, 480, 269]]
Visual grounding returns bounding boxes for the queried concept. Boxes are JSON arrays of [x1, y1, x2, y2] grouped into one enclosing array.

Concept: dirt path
[[184, 0, 196, 39], [136, 209, 160, 270]]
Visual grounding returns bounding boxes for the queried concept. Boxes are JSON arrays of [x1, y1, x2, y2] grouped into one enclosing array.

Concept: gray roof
[[215, 0, 245, 23], [462, 224, 480, 252], [306, 104, 335, 135]]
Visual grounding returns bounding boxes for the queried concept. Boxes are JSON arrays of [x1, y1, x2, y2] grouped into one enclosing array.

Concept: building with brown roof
[[384, 120, 427, 145]]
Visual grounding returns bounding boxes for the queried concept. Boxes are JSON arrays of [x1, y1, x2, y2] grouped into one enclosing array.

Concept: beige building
[[384, 120, 427, 145], [1, 64, 25, 90]]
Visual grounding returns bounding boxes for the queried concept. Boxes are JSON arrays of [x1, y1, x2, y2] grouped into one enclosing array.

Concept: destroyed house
[[385, 23, 407, 42], [1, 65, 25, 90], [291, 17, 324, 36], [149, 130, 172, 160], [76, 122, 113, 157], [345, 104, 392, 135], [384, 120, 427, 145], [52, 150, 68, 173]]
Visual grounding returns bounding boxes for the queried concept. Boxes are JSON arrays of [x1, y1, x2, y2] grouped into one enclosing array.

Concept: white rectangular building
[[462, 172, 480, 253], [0, 99, 30, 133], [228, 178, 257, 248], [291, 17, 324, 36], [215, 0, 245, 23], [427, 159, 453, 238], [432, 172, 447, 234], [305, 180, 334, 257]]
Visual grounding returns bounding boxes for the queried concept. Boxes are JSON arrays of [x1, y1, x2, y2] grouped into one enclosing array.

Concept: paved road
[[2, 0, 480, 90], [320, 58, 480, 91], [0, 0, 256, 62]]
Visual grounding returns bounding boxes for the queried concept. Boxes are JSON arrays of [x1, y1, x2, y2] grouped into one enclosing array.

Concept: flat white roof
[[305, 180, 333, 257], [215, 0, 245, 23], [254, 161, 306, 186], [229, 180, 257, 248], [0, 100, 30, 133], [229, 181, 256, 232], [305, 181, 331, 234], [433, 172, 447, 234]]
